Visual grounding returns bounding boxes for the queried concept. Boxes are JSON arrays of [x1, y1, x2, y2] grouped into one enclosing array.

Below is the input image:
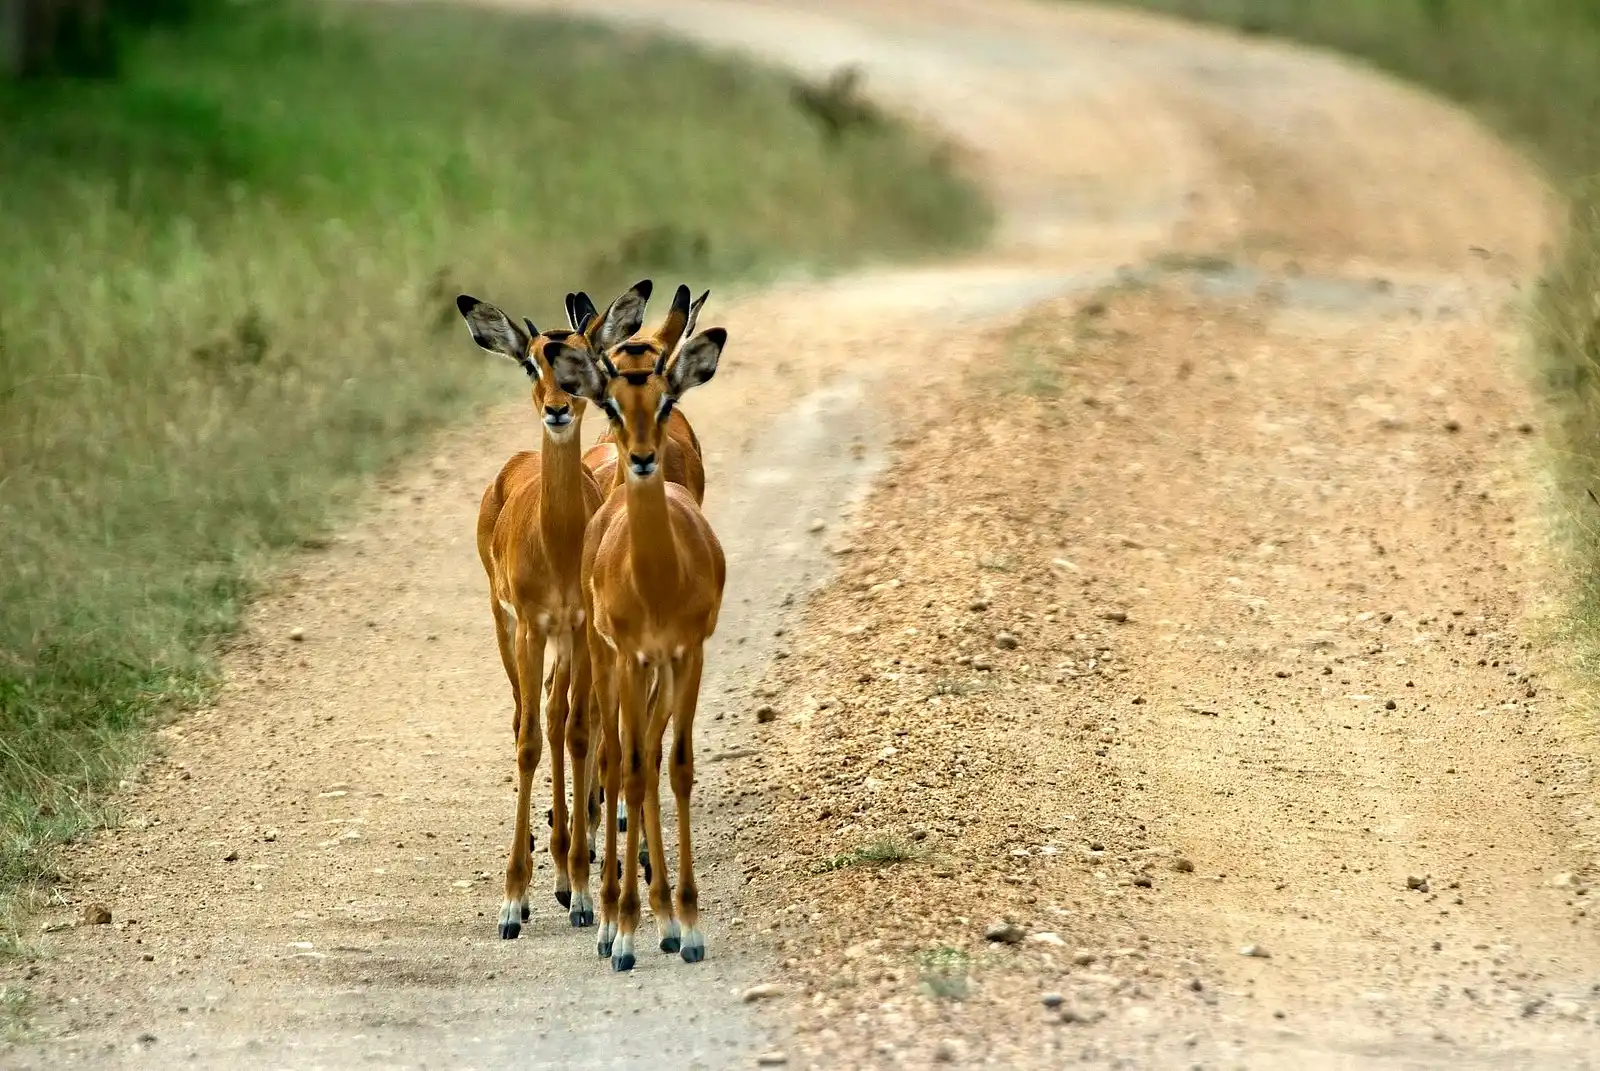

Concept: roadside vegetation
[[0, 0, 988, 931], [1109, 0, 1600, 675]]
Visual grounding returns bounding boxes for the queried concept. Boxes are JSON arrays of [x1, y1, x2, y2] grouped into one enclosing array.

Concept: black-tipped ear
[[571, 291, 599, 336], [456, 295, 531, 365], [563, 293, 578, 331], [673, 289, 711, 361], [592, 280, 652, 351], [542, 340, 608, 401], [667, 327, 725, 396], [523, 317, 540, 340]]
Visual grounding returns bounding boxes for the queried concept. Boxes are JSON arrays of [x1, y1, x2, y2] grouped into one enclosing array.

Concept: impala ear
[[667, 327, 725, 396], [569, 291, 599, 335], [542, 340, 608, 401], [457, 295, 535, 375], [655, 284, 694, 361], [590, 279, 652, 351]]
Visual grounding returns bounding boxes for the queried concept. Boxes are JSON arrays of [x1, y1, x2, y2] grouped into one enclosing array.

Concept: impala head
[[545, 285, 724, 481], [454, 280, 653, 439]]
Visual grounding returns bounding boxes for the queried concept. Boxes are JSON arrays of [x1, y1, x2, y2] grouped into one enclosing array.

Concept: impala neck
[[537, 424, 587, 547], [624, 470, 680, 591]]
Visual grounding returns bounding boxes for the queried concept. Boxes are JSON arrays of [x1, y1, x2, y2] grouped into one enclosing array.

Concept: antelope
[[544, 314, 728, 971], [548, 285, 712, 849], [457, 280, 650, 939]]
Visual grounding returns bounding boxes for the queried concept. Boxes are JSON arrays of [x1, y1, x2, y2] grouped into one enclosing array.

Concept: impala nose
[[543, 404, 572, 428], [628, 452, 657, 478]]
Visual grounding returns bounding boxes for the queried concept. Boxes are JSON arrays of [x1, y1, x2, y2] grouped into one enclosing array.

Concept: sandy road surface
[[6, 0, 1591, 1068]]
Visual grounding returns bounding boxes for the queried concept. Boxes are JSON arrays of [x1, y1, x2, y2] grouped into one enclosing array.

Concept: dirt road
[[9, 0, 1597, 1068]]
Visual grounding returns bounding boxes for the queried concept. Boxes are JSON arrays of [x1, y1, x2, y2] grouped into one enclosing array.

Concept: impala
[[457, 280, 649, 938], [545, 315, 728, 970]]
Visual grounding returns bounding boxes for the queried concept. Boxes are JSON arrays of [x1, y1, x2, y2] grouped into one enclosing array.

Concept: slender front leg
[[565, 631, 595, 927], [595, 642, 623, 959], [612, 657, 649, 972], [545, 644, 573, 910], [643, 662, 678, 953], [501, 618, 546, 939], [670, 647, 706, 962], [488, 594, 521, 738]]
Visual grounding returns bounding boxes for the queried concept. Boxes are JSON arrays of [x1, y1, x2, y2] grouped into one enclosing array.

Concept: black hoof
[[598, 939, 613, 958], [590, 847, 597, 863], [571, 908, 595, 928], [618, 813, 628, 833], [681, 944, 705, 964], [520, 904, 531, 922], [660, 935, 681, 954], [642, 860, 653, 885], [612, 952, 636, 973], [616, 859, 623, 881], [499, 921, 521, 940], [555, 889, 572, 909], [546, 808, 554, 828], [528, 833, 536, 853]]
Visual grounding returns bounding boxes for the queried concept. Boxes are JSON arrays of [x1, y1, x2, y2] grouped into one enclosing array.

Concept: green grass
[[0, 0, 988, 929], [916, 946, 971, 1001], [810, 839, 926, 874], [1105, 1, 1600, 679]]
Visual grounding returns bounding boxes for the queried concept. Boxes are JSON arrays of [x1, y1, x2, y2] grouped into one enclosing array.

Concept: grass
[[1104, 1, 1600, 667], [810, 839, 927, 874], [916, 946, 971, 1001], [0, 0, 988, 932]]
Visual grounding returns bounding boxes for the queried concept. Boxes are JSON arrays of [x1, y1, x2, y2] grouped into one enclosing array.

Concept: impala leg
[[501, 619, 546, 939], [565, 632, 595, 927], [489, 595, 521, 739], [643, 662, 678, 954], [612, 657, 649, 973], [545, 642, 573, 911], [670, 647, 706, 963], [596, 645, 623, 959]]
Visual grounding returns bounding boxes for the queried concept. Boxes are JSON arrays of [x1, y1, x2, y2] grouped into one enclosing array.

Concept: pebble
[[1026, 931, 1066, 946], [1406, 875, 1430, 892], [984, 920, 1025, 944], [995, 632, 1020, 650], [1239, 944, 1270, 958], [222, 849, 239, 863], [1385, 699, 1397, 710], [1099, 610, 1129, 624], [1072, 950, 1096, 966], [1041, 991, 1065, 1008], [972, 658, 993, 672], [755, 705, 778, 724], [1089, 841, 1105, 852], [289, 627, 306, 642], [1171, 857, 1195, 873], [1552, 872, 1580, 890], [83, 903, 112, 926], [741, 983, 786, 1002], [1444, 419, 1462, 433], [969, 598, 989, 612], [1060, 1005, 1104, 1025], [1133, 875, 1153, 889], [756, 1052, 789, 1067], [933, 1040, 959, 1063], [808, 518, 827, 533]]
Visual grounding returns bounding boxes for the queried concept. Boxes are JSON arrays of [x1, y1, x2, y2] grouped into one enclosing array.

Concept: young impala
[[457, 280, 650, 938], [545, 316, 728, 971]]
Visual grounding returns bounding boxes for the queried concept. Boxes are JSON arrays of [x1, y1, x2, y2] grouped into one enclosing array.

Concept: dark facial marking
[[620, 371, 652, 387]]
